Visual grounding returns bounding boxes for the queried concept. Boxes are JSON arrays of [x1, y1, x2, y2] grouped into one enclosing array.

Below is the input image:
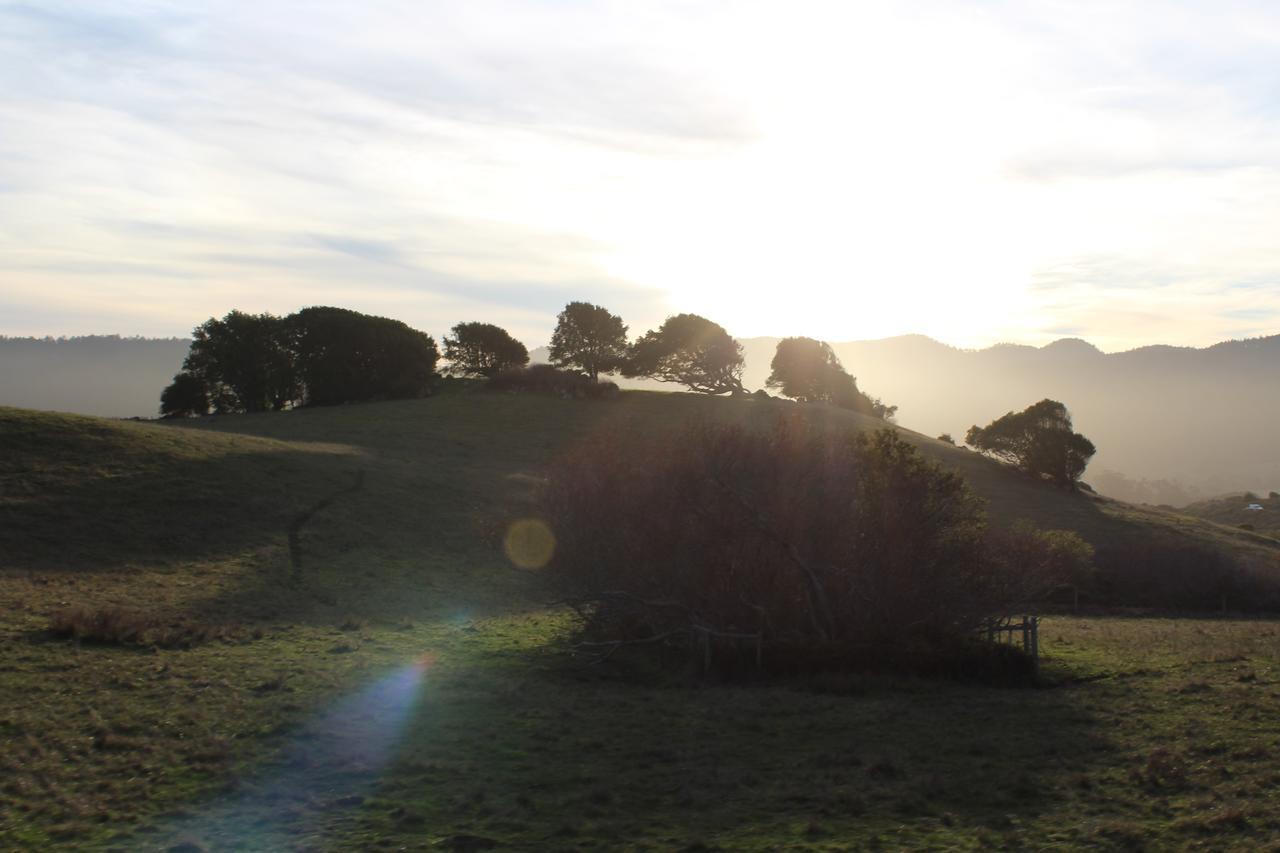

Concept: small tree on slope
[[966, 399, 1096, 489]]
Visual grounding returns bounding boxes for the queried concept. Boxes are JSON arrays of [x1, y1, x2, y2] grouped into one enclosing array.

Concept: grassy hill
[[1181, 492, 1280, 540], [3, 393, 1280, 849]]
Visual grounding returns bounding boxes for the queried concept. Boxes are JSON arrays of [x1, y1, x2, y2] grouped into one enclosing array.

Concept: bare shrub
[[48, 605, 239, 649], [542, 417, 1081, 675], [488, 365, 619, 399], [1131, 747, 1188, 790]]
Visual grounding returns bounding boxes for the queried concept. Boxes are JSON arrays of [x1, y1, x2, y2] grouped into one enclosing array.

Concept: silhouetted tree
[[291, 306, 438, 405], [548, 301, 628, 382], [443, 322, 529, 378], [623, 313, 745, 395], [765, 337, 894, 418], [766, 337, 843, 402], [867, 397, 899, 421], [965, 399, 1096, 488], [937, 433, 955, 445], [180, 311, 298, 413], [159, 372, 210, 418]]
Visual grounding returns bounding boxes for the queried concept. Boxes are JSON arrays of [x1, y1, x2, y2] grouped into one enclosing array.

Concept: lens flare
[[153, 655, 431, 848], [503, 518, 555, 570]]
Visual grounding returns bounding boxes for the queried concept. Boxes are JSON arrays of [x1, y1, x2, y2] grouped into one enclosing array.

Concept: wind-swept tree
[[548, 302, 628, 382], [966, 399, 1096, 488], [623, 313, 745, 395], [443, 322, 529, 378]]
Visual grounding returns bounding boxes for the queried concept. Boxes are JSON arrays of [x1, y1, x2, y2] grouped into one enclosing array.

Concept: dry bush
[[1131, 747, 1189, 790], [487, 365, 619, 399], [542, 417, 1082, 676], [48, 605, 239, 649]]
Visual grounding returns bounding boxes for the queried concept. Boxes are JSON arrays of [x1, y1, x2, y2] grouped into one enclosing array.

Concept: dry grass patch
[[47, 605, 245, 649]]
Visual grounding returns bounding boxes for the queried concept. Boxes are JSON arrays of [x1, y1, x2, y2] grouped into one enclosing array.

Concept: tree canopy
[[291, 307, 439, 406], [161, 307, 438, 416], [158, 371, 210, 418], [766, 337, 843, 402], [548, 301, 628, 382], [622, 313, 745, 395], [765, 336, 894, 418], [443, 321, 529, 378], [170, 310, 297, 415], [965, 399, 1096, 488]]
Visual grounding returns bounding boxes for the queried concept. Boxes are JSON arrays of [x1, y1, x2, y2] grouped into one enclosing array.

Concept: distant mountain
[[0, 336, 189, 419]]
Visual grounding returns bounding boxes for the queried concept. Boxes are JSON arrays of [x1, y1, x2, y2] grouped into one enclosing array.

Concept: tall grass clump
[[542, 417, 1088, 677], [48, 605, 240, 649]]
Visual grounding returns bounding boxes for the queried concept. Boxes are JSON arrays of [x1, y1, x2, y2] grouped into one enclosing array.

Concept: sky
[[2, 0, 1279, 352]]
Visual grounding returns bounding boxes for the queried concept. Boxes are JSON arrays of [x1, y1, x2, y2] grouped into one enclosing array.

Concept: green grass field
[[3, 392, 1280, 850]]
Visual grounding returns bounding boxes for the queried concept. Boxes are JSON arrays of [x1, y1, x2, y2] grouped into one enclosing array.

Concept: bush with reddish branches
[[542, 418, 1089, 676]]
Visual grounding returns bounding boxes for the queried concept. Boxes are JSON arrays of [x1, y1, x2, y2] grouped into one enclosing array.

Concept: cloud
[[1, 1, 1279, 350]]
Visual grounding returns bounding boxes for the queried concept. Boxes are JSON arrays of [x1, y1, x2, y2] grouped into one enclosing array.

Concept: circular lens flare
[[504, 518, 555, 570]]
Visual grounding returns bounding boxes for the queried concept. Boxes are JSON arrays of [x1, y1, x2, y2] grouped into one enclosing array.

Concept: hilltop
[[6, 331, 1278, 503]]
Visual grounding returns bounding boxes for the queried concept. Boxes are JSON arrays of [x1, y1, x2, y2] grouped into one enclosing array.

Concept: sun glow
[[2, 2, 1277, 348]]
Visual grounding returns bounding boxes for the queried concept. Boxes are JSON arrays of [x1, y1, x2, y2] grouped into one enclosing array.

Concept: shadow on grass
[[138, 628, 1111, 851], [364, 654, 1107, 847], [1, 442, 364, 574]]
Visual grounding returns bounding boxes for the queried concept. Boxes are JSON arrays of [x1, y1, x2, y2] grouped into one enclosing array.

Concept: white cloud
[[1, 0, 1279, 349]]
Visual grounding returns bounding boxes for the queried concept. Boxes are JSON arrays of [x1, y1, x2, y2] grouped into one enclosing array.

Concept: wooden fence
[[983, 615, 1040, 664]]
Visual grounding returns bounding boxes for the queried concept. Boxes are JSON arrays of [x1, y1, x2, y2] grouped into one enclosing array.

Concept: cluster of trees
[[537, 301, 895, 415], [161, 307, 440, 416], [161, 300, 896, 417], [537, 301, 745, 394], [966, 399, 1096, 489]]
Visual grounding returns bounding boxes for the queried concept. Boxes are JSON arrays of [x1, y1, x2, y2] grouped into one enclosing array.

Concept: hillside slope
[[1182, 491, 1280, 539], [6, 391, 1276, 606]]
